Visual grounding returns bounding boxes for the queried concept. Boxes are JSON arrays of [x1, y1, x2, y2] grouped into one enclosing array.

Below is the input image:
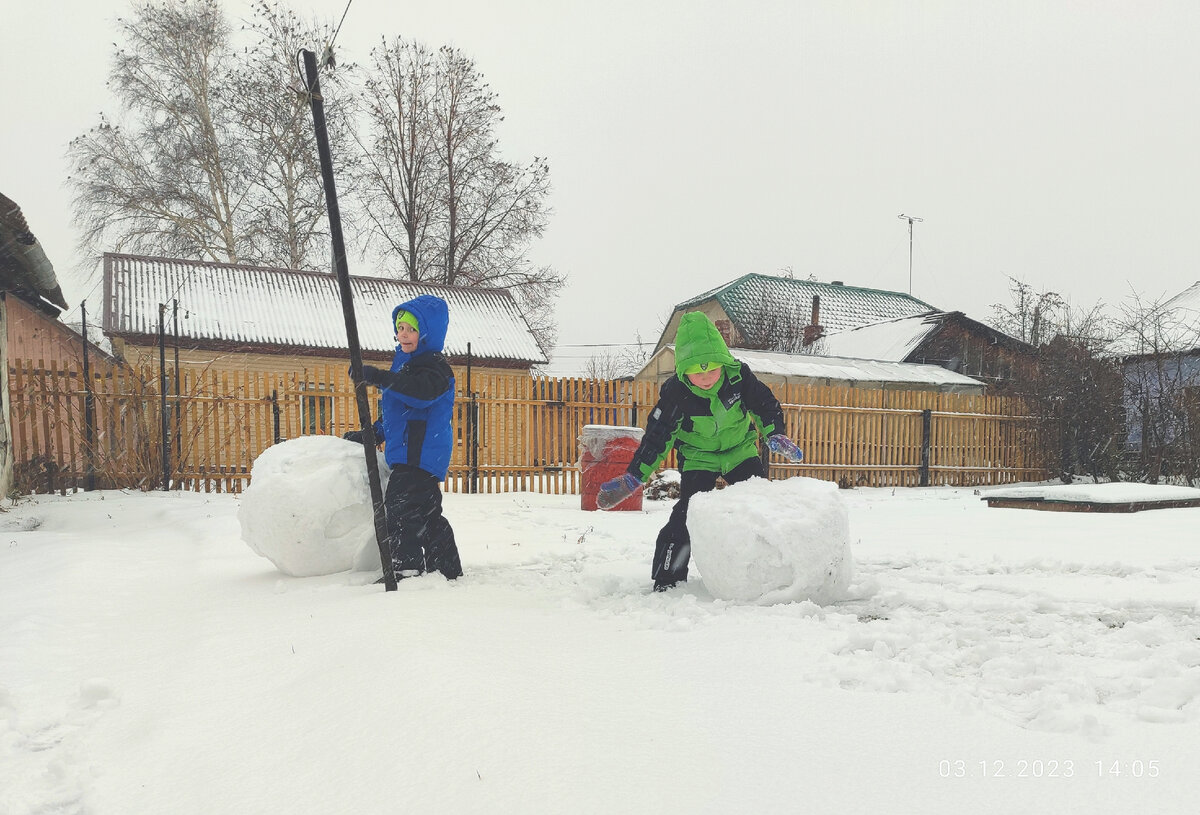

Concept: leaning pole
[[302, 48, 395, 591]]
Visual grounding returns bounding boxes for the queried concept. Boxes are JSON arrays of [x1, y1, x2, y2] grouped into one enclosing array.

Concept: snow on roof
[[677, 273, 936, 335], [102, 253, 547, 364], [730, 348, 984, 390], [641, 346, 985, 392], [818, 313, 943, 361], [1154, 280, 1200, 351]]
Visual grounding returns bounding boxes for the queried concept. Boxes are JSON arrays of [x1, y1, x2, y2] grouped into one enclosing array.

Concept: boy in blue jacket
[[350, 294, 462, 582]]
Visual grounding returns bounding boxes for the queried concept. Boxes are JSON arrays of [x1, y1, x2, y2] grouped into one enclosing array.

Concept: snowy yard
[[3, 481, 1199, 814]]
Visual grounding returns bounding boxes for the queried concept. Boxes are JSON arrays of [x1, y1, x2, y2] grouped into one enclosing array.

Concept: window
[[300, 382, 333, 435]]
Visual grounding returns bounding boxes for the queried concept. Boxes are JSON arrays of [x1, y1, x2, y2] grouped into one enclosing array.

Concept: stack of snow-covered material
[[688, 476, 853, 604], [983, 482, 1200, 512]]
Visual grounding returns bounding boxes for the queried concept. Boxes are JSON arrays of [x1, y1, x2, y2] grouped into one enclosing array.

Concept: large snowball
[[238, 436, 390, 576], [687, 476, 853, 604]]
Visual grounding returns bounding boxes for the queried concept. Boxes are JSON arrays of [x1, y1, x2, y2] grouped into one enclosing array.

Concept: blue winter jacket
[[360, 295, 456, 480]]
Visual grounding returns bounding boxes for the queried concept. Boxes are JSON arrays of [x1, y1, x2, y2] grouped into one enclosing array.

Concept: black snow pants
[[384, 464, 463, 580], [651, 455, 764, 589]]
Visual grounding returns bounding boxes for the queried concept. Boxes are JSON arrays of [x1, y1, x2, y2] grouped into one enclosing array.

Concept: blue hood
[[391, 295, 449, 355]]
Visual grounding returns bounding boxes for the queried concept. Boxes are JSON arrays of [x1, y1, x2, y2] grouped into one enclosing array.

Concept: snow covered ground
[[3, 481, 1200, 814]]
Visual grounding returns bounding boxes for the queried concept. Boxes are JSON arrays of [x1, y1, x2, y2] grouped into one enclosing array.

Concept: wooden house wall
[[908, 321, 1038, 390], [4, 294, 91, 368]]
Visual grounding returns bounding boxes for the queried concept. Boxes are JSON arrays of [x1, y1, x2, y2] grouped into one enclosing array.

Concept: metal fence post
[[920, 409, 932, 487]]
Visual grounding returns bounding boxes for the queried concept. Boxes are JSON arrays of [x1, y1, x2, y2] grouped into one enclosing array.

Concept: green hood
[[674, 312, 737, 378]]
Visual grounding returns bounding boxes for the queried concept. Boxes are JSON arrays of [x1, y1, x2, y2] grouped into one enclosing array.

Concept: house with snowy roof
[[100, 253, 548, 376], [645, 273, 1036, 391], [1115, 280, 1200, 458]]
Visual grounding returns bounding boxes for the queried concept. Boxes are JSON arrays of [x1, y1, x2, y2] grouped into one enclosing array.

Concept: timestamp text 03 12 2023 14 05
[[937, 759, 1162, 779]]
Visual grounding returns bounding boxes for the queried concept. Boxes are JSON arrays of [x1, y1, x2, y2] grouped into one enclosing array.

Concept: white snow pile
[[687, 476, 853, 604], [237, 435, 389, 576]]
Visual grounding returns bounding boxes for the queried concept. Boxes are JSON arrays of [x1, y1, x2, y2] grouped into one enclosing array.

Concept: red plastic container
[[580, 425, 644, 511]]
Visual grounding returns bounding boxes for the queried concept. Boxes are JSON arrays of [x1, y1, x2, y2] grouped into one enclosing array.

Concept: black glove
[[350, 364, 386, 386], [355, 364, 387, 387], [343, 430, 365, 443]]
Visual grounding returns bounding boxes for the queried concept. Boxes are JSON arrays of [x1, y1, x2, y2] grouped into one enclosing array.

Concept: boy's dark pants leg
[[650, 456, 765, 589], [384, 464, 463, 579]]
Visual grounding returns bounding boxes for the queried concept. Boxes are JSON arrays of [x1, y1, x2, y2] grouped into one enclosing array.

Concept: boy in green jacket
[[598, 312, 803, 591]]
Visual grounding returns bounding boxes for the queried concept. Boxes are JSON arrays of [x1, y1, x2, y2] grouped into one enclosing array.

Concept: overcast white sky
[[5, 1, 1200, 354]]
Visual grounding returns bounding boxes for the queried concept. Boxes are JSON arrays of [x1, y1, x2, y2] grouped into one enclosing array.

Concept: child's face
[[396, 322, 419, 353], [686, 367, 722, 390]]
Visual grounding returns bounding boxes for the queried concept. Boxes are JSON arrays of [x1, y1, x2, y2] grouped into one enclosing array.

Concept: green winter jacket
[[627, 312, 785, 478]]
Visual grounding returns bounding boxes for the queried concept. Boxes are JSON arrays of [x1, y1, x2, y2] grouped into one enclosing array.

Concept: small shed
[[634, 346, 986, 394]]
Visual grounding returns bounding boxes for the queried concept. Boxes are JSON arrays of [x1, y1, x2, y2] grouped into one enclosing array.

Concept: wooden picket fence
[[7, 359, 1053, 495]]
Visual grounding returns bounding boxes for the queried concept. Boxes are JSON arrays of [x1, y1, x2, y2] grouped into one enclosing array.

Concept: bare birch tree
[[68, 0, 350, 271], [68, 0, 245, 262]]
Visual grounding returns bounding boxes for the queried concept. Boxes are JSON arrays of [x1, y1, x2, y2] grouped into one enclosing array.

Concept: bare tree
[[68, 0, 349, 271], [736, 297, 814, 354], [989, 277, 1128, 480], [230, 1, 355, 270], [68, 0, 246, 262], [356, 40, 562, 350], [431, 45, 563, 352], [1115, 290, 1200, 483], [581, 336, 651, 379], [356, 37, 441, 279], [990, 277, 1066, 346]]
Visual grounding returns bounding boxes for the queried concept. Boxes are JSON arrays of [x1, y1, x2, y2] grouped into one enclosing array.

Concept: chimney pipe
[[803, 294, 825, 347]]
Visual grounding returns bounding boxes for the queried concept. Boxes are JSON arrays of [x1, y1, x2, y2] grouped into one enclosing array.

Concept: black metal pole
[[466, 343, 474, 494], [81, 302, 96, 491], [158, 303, 169, 491], [173, 299, 181, 468], [920, 408, 932, 487], [302, 48, 394, 591]]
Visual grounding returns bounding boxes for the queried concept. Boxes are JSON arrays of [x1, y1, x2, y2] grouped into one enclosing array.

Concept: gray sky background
[[5, 0, 1199, 357]]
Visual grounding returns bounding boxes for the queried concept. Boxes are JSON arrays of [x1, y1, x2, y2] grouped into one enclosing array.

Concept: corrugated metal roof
[[677, 273, 936, 335], [102, 253, 546, 363], [0, 192, 67, 310]]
